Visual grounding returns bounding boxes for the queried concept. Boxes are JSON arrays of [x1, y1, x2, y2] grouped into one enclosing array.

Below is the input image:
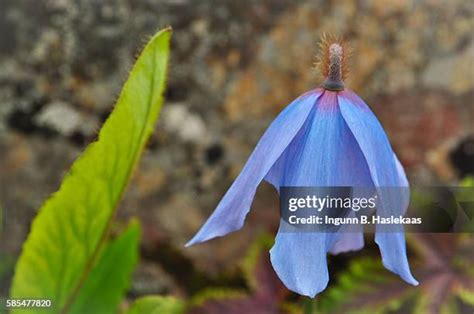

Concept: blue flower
[[187, 38, 418, 297]]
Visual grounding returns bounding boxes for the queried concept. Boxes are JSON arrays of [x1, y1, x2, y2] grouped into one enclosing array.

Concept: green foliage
[[240, 233, 274, 290], [190, 288, 247, 308], [318, 257, 414, 314], [461, 176, 474, 187], [70, 221, 141, 314], [451, 177, 474, 232], [126, 296, 185, 314], [189, 233, 275, 309], [189, 234, 291, 314], [457, 286, 474, 305], [10, 27, 171, 313], [318, 234, 474, 314]]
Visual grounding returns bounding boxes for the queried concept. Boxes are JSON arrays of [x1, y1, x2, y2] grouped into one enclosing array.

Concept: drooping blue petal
[[338, 90, 418, 286], [330, 233, 364, 254], [330, 153, 408, 255], [329, 215, 364, 255], [186, 89, 323, 246], [270, 233, 329, 297], [267, 91, 375, 297], [395, 154, 408, 188], [394, 153, 410, 214]]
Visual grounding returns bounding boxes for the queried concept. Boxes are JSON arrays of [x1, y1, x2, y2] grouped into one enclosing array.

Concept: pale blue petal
[[394, 153, 410, 214], [330, 153, 407, 255], [329, 213, 364, 255], [329, 231, 364, 255], [395, 154, 408, 188], [328, 184, 376, 254], [268, 91, 374, 297], [338, 90, 418, 286], [186, 89, 323, 246], [270, 233, 328, 297], [265, 92, 374, 187]]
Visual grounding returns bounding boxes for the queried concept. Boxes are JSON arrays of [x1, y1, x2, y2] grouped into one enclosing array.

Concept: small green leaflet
[[10, 27, 171, 313], [127, 296, 185, 314], [70, 220, 141, 314]]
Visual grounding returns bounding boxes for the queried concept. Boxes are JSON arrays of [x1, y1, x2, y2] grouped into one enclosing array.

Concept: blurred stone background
[[0, 0, 473, 301]]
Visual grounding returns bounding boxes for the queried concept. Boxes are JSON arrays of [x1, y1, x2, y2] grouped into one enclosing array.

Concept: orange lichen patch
[[315, 34, 351, 81]]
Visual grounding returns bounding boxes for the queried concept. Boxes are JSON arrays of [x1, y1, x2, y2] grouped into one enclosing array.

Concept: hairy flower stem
[[322, 43, 345, 91]]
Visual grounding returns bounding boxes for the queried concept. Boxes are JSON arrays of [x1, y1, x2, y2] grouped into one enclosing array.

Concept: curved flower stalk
[[187, 36, 418, 297]]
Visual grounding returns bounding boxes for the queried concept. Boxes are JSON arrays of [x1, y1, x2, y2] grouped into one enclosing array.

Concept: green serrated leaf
[[240, 233, 274, 290], [189, 233, 289, 314], [441, 296, 459, 314], [457, 286, 474, 305], [70, 220, 141, 314], [461, 176, 474, 187], [318, 257, 413, 314], [415, 293, 461, 314], [10, 27, 171, 313], [127, 296, 185, 314], [190, 287, 247, 308]]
